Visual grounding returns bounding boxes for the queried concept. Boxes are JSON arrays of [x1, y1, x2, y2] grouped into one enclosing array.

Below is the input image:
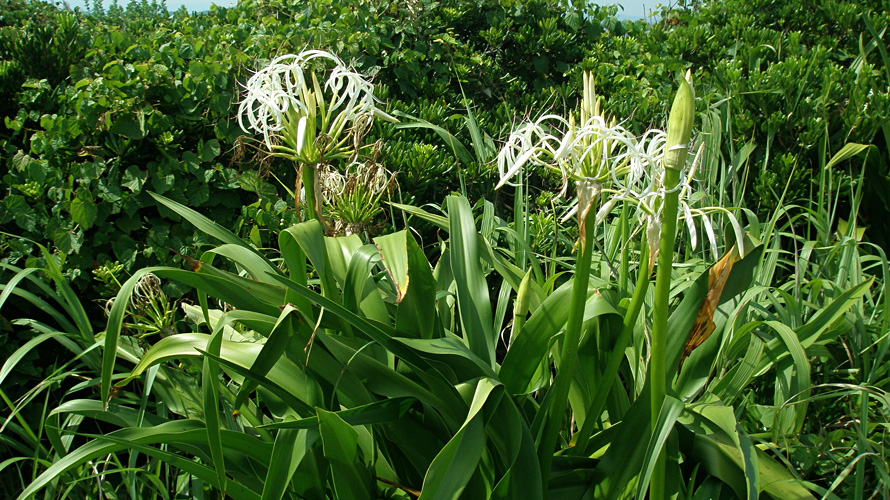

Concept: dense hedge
[[1, 0, 888, 300]]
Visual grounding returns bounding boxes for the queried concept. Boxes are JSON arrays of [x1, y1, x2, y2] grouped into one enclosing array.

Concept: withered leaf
[[677, 245, 740, 374]]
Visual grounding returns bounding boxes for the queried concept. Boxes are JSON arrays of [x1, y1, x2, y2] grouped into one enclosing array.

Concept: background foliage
[[1, 0, 889, 498]]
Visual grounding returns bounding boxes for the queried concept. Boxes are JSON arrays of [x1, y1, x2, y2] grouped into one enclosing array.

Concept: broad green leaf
[[49, 399, 164, 429], [687, 430, 816, 500], [206, 243, 282, 283], [488, 395, 543, 499], [395, 232, 441, 339], [282, 220, 338, 297], [201, 138, 221, 161], [154, 266, 284, 316], [203, 310, 228, 493], [635, 396, 685, 499], [119, 332, 319, 411], [277, 227, 313, 312], [313, 330, 458, 421], [109, 111, 146, 139], [397, 336, 496, 379], [499, 281, 618, 395], [711, 330, 765, 403], [667, 244, 764, 375], [418, 378, 499, 500], [52, 227, 82, 255], [374, 230, 410, 303], [260, 428, 305, 500], [69, 195, 97, 229], [343, 244, 389, 324], [318, 408, 372, 500], [325, 233, 364, 288], [231, 305, 300, 410], [762, 320, 811, 435], [681, 396, 760, 500], [447, 196, 494, 368], [265, 273, 438, 375], [198, 349, 315, 417], [261, 398, 417, 430]]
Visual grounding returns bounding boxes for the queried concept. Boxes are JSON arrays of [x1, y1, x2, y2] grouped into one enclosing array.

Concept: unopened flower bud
[[663, 78, 694, 172]]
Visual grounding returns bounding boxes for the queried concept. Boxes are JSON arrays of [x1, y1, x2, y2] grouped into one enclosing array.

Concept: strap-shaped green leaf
[[260, 398, 416, 430], [318, 408, 372, 500], [233, 305, 301, 411], [18, 421, 271, 500], [418, 377, 500, 500], [447, 196, 495, 368]]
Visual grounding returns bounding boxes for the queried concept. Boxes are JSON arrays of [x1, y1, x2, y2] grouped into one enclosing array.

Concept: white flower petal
[[682, 202, 697, 250], [701, 212, 719, 260], [296, 115, 307, 153]]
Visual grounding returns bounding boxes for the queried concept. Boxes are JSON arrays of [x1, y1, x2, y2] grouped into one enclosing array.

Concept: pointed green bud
[[663, 78, 695, 172]]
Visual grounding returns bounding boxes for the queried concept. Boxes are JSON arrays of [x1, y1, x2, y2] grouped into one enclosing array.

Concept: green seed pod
[[663, 78, 695, 172]]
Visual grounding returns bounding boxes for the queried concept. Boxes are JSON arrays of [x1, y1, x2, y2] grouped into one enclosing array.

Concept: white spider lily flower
[[498, 71, 665, 250], [637, 141, 746, 268], [238, 50, 394, 159], [496, 113, 653, 201]]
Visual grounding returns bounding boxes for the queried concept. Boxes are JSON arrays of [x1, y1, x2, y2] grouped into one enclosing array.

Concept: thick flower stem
[[570, 241, 650, 454], [650, 76, 693, 500], [650, 165, 682, 500], [538, 196, 597, 489], [301, 164, 325, 226]]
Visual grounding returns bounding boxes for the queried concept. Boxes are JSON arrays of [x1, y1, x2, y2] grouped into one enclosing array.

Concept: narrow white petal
[[296, 115, 307, 153], [496, 147, 537, 189], [725, 209, 746, 258], [701, 212, 718, 260], [682, 202, 697, 250]]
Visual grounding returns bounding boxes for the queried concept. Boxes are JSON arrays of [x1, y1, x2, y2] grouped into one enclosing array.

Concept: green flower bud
[[663, 78, 695, 172]]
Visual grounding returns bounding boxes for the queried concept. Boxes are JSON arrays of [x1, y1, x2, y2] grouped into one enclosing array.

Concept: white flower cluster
[[238, 50, 393, 152], [496, 76, 743, 261]]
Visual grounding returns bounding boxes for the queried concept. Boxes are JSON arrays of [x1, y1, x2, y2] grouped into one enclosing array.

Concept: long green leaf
[[499, 281, 618, 394], [824, 143, 874, 170], [635, 396, 685, 499], [261, 398, 416, 430], [418, 378, 499, 500], [103, 267, 167, 407], [260, 428, 301, 500], [447, 196, 495, 367], [235, 305, 299, 410], [318, 408, 373, 500], [18, 420, 271, 500]]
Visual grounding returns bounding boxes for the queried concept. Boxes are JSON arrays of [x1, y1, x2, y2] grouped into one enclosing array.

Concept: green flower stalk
[[649, 73, 695, 500]]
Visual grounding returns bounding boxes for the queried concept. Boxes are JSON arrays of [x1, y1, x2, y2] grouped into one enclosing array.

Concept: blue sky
[[126, 0, 661, 19]]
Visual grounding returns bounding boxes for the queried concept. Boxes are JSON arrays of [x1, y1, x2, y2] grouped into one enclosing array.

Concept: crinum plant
[[496, 71, 750, 495], [497, 71, 662, 484], [238, 50, 396, 228]]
